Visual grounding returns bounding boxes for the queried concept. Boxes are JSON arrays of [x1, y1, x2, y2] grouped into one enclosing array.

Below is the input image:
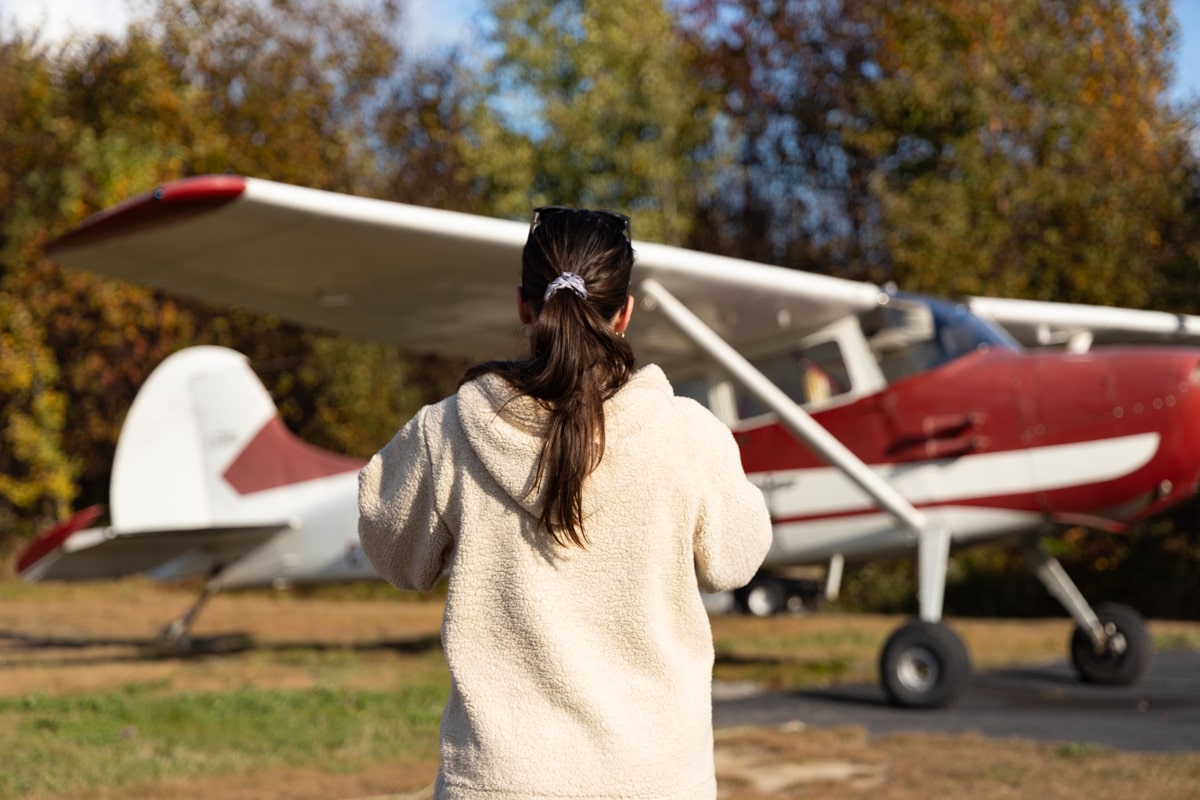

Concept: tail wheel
[[880, 620, 972, 709], [1070, 602, 1154, 686]]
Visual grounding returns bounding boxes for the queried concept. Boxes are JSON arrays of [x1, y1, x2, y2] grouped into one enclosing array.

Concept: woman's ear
[[516, 287, 534, 325], [613, 295, 635, 333]]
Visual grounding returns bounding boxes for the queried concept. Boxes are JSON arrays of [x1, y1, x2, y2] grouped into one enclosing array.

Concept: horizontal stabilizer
[[18, 514, 292, 583]]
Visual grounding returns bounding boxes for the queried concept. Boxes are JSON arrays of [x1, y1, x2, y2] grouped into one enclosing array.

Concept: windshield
[[862, 294, 1020, 383]]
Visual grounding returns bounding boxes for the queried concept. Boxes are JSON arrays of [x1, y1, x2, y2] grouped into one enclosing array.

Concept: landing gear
[[873, 535, 1157, 709], [879, 620, 972, 708], [1021, 540, 1155, 687], [736, 577, 786, 617], [1070, 602, 1153, 685], [153, 576, 222, 653], [734, 574, 822, 616]]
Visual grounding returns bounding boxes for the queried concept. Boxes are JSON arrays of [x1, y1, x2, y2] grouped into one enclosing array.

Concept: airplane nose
[[1026, 348, 1200, 527], [1125, 351, 1200, 520]]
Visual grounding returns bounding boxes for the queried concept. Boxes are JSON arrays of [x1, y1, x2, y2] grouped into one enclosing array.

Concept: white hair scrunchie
[[544, 272, 588, 302]]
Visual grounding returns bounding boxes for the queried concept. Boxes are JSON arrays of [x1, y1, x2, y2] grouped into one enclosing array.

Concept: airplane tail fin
[[17, 346, 363, 584], [109, 346, 362, 530]]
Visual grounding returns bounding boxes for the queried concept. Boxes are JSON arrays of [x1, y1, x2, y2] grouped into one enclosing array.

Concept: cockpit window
[[862, 294, 1019, 383], [735, 339, 851, 420]]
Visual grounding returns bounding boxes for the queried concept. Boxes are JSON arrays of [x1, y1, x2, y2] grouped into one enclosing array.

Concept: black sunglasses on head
[[530, 205, 631, 242]]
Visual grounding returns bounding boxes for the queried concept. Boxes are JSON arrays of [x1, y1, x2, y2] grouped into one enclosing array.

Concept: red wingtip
[[16, 505, 106, 575], [48, 174, 248, 253]]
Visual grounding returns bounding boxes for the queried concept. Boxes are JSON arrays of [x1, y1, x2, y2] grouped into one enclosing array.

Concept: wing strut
[[640, 278, 950, 622]]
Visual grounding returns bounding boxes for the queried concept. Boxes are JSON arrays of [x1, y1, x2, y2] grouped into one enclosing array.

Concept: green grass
[[1054, 742, 1112, 758], [3, 583, 1196, 799], [1153, 629, 1200, 651], [0, 684, 446, 798]]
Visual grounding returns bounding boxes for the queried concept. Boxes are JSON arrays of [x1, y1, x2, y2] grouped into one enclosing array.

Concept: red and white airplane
[[19, 174, 1200, 707]]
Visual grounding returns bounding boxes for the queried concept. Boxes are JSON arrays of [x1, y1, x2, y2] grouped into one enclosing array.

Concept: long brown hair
[[462, 207, 636, 546]]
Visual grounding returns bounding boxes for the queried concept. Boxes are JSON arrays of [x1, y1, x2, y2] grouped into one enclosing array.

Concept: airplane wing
[[967, 296, 1200, 350], [17, 506, 291, 582], [48, 175, 887, 371]]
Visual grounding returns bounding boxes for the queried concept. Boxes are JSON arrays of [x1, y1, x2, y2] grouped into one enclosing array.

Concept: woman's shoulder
[[392, 392, 462, 448], [410, 391, 458, 424], [617, 364, 729, 435], [669, 395, 731, 443]]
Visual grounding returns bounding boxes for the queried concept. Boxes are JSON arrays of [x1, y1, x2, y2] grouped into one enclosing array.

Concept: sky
[[0, 0, 481, 53], [1176, 2, 1200, 100], [0, 0, 1198, 98]]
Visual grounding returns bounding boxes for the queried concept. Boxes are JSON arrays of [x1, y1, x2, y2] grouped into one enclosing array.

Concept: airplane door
[[870, 350, 1043, 540]]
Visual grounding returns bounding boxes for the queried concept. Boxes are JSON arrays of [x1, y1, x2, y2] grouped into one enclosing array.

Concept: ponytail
[[462, 207, 635, 546]]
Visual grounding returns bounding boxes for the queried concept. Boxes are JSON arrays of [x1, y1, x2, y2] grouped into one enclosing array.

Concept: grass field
[[2, 578, 1199, 799]]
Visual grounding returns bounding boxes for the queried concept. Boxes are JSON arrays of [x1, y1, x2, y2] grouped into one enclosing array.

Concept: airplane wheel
[[880, 620, 972, 709], [737, 578, 785, 617], [1070, 602, 1154, 686]]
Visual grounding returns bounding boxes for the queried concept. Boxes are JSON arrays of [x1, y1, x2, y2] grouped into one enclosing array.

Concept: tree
[[676, 0, 885, 274], [847, 0, 1200, 306], [146, 0, 400, 193], [469, 0, 721, 243], [677, 0, 1200, 306], [374, 57, 490, 214], [0, 288, 76, 532], [0, 35, 93, 531]]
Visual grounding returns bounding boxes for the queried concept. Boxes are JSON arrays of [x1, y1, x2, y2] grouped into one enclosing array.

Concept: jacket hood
[[455, 365, 673, 518]]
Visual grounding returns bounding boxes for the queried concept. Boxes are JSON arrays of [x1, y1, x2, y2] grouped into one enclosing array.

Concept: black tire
[[880, 620, 972, 709], [736, 578, 785, 617], [1070, 602, 1154, 686]]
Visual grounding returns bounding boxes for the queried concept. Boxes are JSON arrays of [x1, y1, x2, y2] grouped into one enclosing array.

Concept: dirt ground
[[3, 579, 1199, 800]]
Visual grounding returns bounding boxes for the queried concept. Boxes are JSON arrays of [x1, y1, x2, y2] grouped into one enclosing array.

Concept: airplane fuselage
[[740, 345, 1200, 567]]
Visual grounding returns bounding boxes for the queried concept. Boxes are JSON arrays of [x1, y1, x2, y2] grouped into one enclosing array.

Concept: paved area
[[714, 649, 1200, 752]]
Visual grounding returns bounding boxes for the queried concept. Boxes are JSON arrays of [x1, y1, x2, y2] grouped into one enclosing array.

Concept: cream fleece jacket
[[358, 364, 773, 799]]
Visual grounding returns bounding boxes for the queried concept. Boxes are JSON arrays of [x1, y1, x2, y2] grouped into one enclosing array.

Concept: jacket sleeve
[[690, 409, 774, 594], [357, 403, 454, 592]]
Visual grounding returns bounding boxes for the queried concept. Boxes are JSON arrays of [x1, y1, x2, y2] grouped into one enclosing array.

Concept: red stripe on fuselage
[[766, 490, 1135, 529], [222, 417, 365, 495], [48, 175, 248, 252]]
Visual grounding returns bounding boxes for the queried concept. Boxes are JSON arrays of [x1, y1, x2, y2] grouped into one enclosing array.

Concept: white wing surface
[[50, 175, 887, 369], [968, 296, 1200, 349]]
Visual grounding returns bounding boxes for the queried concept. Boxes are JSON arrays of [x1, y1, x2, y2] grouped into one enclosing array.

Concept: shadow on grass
[[715, 651, 859, 693], [0, 628, 442, 666]]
